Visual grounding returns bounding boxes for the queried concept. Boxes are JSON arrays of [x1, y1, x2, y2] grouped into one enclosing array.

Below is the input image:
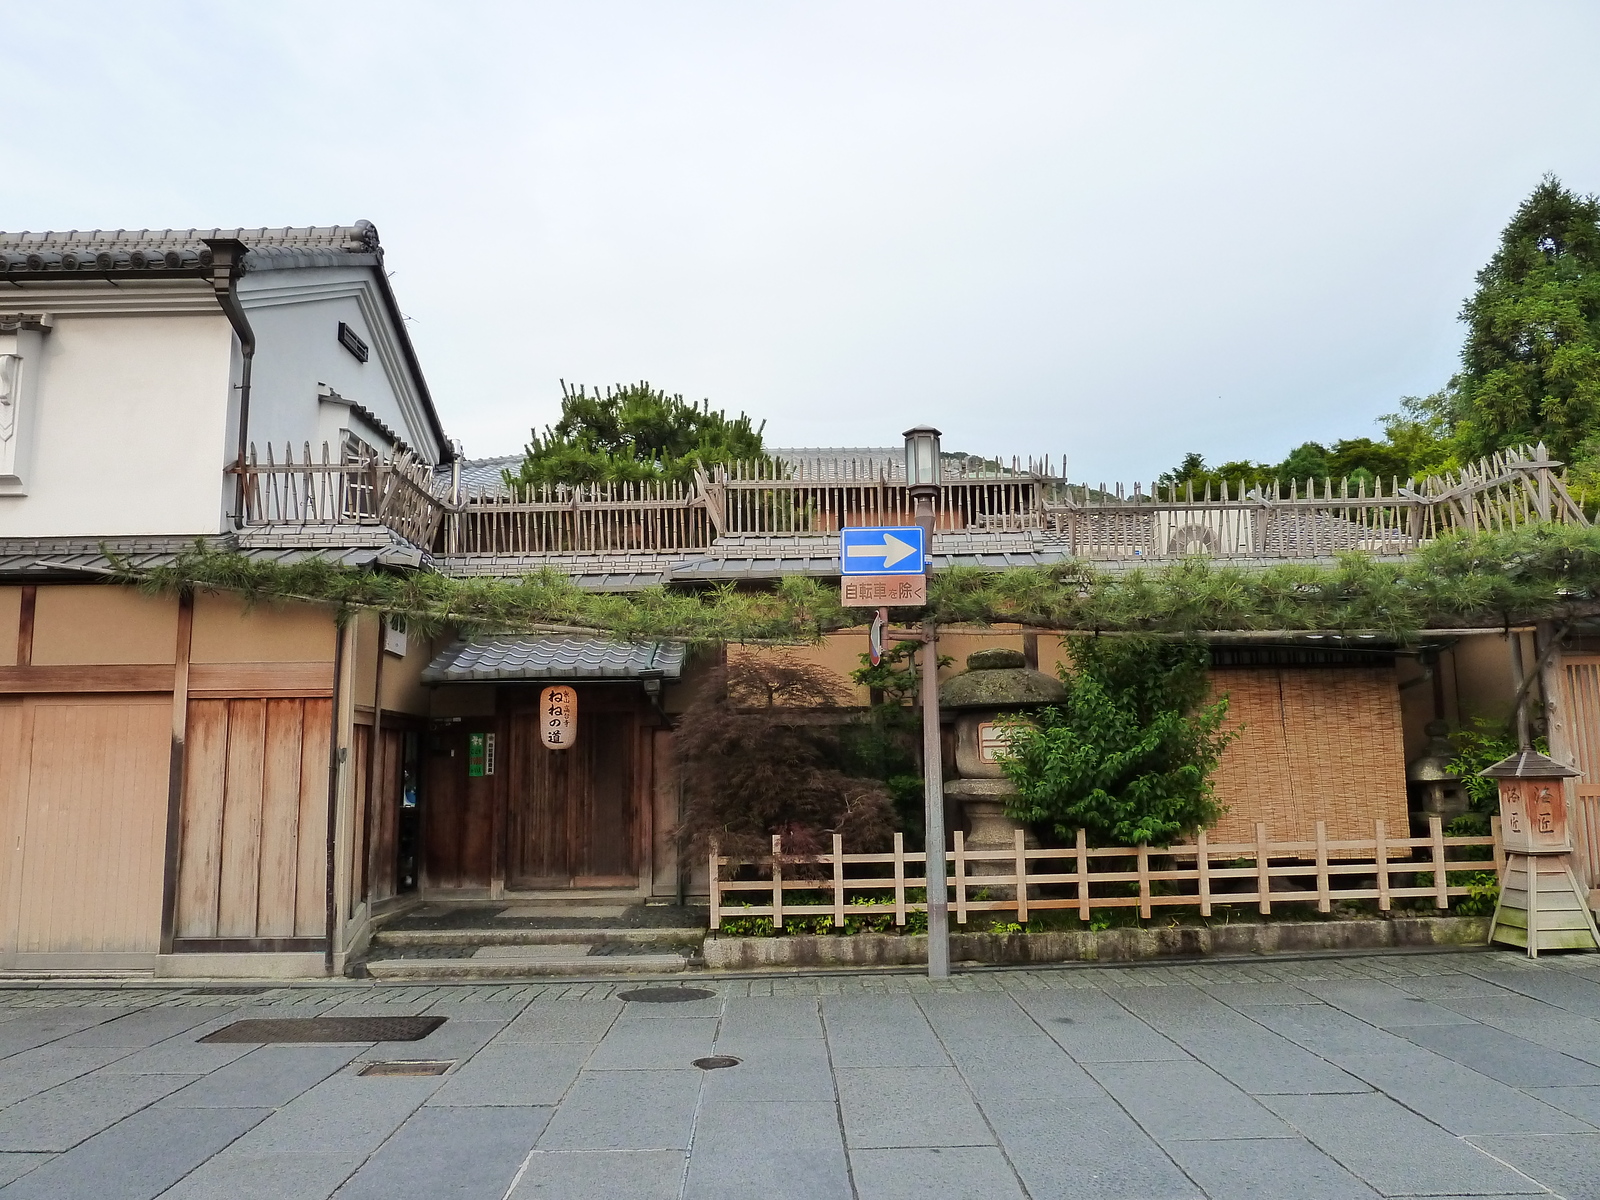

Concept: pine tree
[[1450, 175, 1600, 461]]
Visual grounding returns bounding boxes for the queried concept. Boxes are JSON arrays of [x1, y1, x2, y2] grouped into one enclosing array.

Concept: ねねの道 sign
[[540, 685, 577, 749]]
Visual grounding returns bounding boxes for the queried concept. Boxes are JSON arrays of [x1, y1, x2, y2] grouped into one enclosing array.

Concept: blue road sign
[[839, 525, 926, 575]]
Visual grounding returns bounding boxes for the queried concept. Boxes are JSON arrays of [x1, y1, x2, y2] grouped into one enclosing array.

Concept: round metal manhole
[[692, 1055, 741, 1070], [616, 987, 716, 1004]]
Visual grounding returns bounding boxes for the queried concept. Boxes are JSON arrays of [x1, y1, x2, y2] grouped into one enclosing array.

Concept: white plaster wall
[[241, 267, 444, 464], [0, 311, 234, 537]]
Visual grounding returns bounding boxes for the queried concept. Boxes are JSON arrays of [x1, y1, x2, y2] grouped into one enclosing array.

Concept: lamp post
[[904, 425, 949, 979]]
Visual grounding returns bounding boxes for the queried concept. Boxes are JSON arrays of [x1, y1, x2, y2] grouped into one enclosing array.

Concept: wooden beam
[[158, 594, 194, 955], [187, 662, 335, 697], [0, 665, 172, 693], [15, 586, 35, 668]]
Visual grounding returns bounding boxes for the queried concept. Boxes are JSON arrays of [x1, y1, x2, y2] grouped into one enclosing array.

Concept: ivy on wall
[[114, 522, 1600, 645]]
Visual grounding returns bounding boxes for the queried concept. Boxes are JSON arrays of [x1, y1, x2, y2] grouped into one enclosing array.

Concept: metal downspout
[[200, 238, 255, 526]]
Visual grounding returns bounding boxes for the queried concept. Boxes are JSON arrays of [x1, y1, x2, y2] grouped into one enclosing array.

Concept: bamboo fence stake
[[771, 834, 784, 929], [953, 830, 968, 925], [1076, 827, 1090, 922], [709, 843, 721, 929], [1315, 821, 1331, 913], [832, 833, 846, 928], [1376, 819, 1391, 911], [893, 831, 906, 926], [1137, 844, 1152, 919], [1197, 829, 1212, 917], [1430, 815, 1449, 909], [1014, 828, 1029, 924], [1256, 822, 1272, 915]]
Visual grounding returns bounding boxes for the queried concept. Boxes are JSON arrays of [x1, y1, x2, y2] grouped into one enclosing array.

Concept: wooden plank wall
[[7, 697, 170, 953], [365, 728, 403, 906], [174, 697, 331, 941]]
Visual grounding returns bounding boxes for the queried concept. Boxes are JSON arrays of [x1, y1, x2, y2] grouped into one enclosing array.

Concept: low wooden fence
[[708, 816, 1503, 929]]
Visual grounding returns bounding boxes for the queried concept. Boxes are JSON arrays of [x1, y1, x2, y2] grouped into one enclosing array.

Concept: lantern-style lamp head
[[1480, 749, 1582, 855], [903, 425, 942, 490]]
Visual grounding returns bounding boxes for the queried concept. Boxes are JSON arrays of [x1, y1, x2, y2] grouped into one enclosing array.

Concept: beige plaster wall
[[378, 624, 433, 716], [30, 585, 178, 665], [189, 593, 337, 664], [1452, 630, 1523, 727]]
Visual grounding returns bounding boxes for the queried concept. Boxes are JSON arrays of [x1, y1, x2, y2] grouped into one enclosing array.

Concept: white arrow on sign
[[846, 532, 919, 569]]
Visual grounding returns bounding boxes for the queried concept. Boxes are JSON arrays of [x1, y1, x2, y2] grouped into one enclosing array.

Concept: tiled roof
[[421, 635, 686, 683], [436, 455, 523, 498], [0, 532, 423, 579], [0, 224, 380, 273]]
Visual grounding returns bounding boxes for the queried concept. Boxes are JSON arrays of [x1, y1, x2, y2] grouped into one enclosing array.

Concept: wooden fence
[[236, 442, 1587, 561], [708, 816, 1503, 929]]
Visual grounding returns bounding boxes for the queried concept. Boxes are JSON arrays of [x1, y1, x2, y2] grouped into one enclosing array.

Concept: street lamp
[[903, 424, 949, 979]]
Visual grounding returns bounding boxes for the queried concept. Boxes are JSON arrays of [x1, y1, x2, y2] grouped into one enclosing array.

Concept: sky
[[7, 2, 1600, 481]]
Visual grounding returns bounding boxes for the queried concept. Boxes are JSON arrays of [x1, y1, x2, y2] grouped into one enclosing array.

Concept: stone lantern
[[939, 648, 1066, 894], [1480, 749, 1599, 956], [1407, 719, 1465, 831]]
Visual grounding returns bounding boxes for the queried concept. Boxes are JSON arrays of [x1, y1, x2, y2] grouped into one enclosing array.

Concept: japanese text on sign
[[540, 685, 577, 750], [841, 574, 926, 608]]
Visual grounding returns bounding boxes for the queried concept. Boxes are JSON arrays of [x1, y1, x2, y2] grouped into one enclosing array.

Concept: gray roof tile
[[422, 635, 685, 683]]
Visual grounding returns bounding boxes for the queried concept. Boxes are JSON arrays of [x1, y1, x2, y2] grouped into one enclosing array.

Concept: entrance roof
[[421, 634, 686, 684]]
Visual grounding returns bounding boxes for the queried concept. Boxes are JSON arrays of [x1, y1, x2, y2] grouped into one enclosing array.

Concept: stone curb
[[702, 916, 1491, 971]]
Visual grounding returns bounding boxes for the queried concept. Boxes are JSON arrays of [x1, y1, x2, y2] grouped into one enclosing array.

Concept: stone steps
[[364, 943, 693, 980], [373, 926, 703, 949]]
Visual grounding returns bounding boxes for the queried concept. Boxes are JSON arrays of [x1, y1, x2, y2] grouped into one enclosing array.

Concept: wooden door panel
[[422, 724, 494, 890], [578, 712, 634, 880]]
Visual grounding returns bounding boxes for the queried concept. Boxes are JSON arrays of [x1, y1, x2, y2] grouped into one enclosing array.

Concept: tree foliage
[[672, 654, 896, 859], [508, 380, 767, 487], [997, 637, 1236, 846]]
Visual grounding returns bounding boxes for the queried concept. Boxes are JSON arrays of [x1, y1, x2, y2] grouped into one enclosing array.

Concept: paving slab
[[1467, 1131, 1600, 1200], [1292, 980, 1479, 1028], [220, 1072, 442, 1156], [848, 1146, 1027, 1199], [0, 1071, 201, 1152], [331, 1104, 548, 1200], [0, 1014, 116, 1059], [48, 1008, 223, 1048], [367, 1018, 504, 1062], [0, 1103, 267, 1200], [701, 1036, 836, 1103], [535, 1069, 701, 1151], [1467, 967, 1600, 1019], [506, 1149, 685, 1199], [983, 1096, 1201, 1199], [1014, 989, 1191, 1062], [427, 1044, 591, 1107], [1336, 1050, 1592, 1135], [93, 1036, 255, 1075], [164, 1045, 361, 1108], [497, 1001, 621, 1044], [1084, 1059, 1296, 1141], [943, 1037, 1107, 1102], [1524, 1084, 1600, 1126], [0, 1155, 52, 1188], [1228, 1002, 1434, 1061], [718, 996, 822, 1039], [1165, 1136, 1381, 1199], [583, 1017, 716, 1070], [836, 1066, 993, 1148], [683, 1100, 851, 1200], [821, 996, 951, 1068], [157, 1150, 366, 1200], [1393, 1021, 1600, 1087], [914, 991, 1049, 1043], [1262, 1092, 1547, 1196], [0, 1045, 137, 1106]]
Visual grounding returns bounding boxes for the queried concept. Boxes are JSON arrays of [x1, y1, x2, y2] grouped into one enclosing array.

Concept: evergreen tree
[[1449, 175, 1600, 461], [509, 380, 766, 487]]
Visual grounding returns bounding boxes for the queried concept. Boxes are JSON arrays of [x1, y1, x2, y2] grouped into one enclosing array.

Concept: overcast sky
[[7, 2, 1600, 479]]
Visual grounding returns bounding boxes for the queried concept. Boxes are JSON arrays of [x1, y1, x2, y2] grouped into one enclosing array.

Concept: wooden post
[[709, 841, 721, 930], [1375, 818, 1392, 911], [832, 833, 846, 928], [1491, 815, 1505, 879], [1013, 827, 1029, 924], [771, 833, 783, 929], [158, 593, 194, 956], [1314, 821, 1331, 914], [1137, 844, 1152, 919], [1430, 815, 1450, 909], [1076, 827, 1090, 921], [953, 829, 968, 925], [1256, 822, 1272, 915], [1197, 829, 1212, 917], [15, 585, 34, 667], [893, 831, 906, 927]]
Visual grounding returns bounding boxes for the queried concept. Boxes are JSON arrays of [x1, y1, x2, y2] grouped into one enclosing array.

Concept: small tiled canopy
[[421, 634, 686, 683]]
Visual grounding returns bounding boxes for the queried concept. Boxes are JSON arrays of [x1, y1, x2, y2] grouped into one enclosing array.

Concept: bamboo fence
[[708, 816, 1502, 929]]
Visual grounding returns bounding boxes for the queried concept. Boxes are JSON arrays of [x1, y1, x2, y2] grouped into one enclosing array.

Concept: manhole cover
[[185, 986, 270, 996], [359, 1060, 454, 1077], [616, 987, 716, 1004], [692, 1055, 741, 1070], [199, 1016, 447, 1044]]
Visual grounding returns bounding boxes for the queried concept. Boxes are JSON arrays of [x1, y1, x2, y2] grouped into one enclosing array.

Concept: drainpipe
[[200, 238, 254, 526]]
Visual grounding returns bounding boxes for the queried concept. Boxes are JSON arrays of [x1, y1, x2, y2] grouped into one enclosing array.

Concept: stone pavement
[[2, 949, 1600, 1198]]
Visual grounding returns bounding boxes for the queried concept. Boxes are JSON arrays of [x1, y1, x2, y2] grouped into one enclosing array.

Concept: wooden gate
[[507, 694, 640, 889], [1557, 655, 1600, 902]]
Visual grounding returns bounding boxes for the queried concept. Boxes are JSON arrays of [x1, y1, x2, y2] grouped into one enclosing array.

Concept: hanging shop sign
[[468, 731, 495, 777], [540, 685, 578, 750]]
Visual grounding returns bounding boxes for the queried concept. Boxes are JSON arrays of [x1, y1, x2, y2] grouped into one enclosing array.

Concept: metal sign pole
[[920, 616, 950, 979]]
